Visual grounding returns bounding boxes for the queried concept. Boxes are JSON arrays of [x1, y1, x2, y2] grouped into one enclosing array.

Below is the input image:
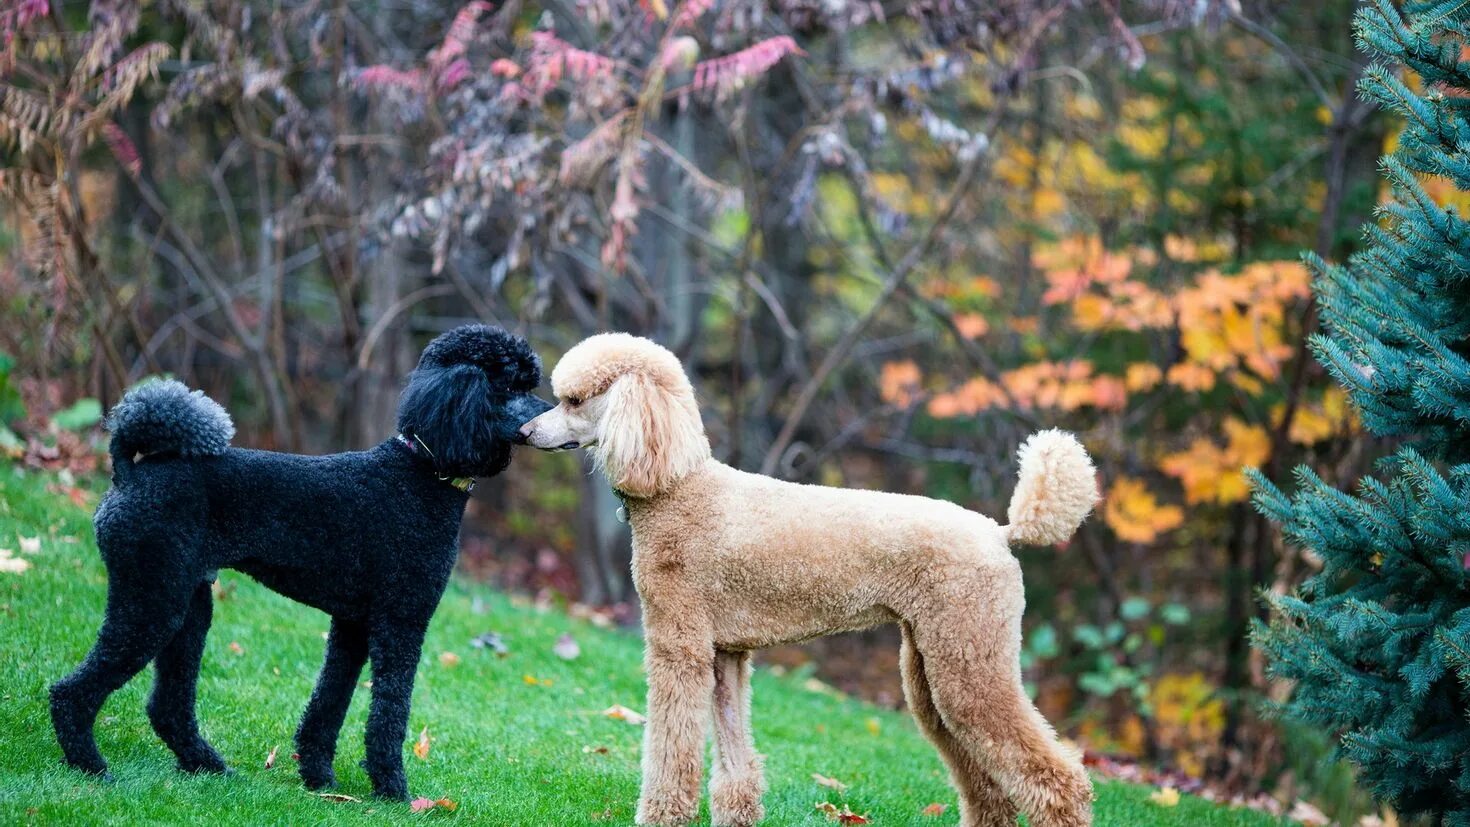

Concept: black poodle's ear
[[395, 363, 506, 478]]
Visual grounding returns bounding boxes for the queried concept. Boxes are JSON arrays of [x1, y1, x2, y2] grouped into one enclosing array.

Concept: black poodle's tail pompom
[[107, 379, 234, 481]]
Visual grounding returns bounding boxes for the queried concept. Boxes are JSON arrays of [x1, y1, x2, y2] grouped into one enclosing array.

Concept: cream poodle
[[521, 333, 1099, 827]]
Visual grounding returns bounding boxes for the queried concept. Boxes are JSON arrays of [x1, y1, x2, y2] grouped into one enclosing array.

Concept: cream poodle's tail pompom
[[1003, 429, 1100, 546]]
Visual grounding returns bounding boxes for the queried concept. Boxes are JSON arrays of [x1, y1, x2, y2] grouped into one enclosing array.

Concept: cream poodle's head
[[519, 333, 710, 497]]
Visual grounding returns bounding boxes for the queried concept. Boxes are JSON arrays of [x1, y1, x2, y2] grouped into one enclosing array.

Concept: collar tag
[[612, 488, 629, 524]]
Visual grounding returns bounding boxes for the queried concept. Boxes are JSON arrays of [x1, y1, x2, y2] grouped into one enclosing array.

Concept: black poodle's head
[[395, 325, 552, 478]]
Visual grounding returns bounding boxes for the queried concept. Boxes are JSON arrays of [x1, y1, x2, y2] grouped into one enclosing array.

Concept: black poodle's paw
[[60, 756, 112, 780], [371, 782, 410, 803], [57, 752, 110, 778], [177, 755, 230, 775], [299, 764, 337, 791], [365, 765, 409, 802], [175, 743, 229, 775]]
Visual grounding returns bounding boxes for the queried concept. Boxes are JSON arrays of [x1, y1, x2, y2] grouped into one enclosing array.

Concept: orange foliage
[[1104, 477, 1185, 544], [879, 360, 922, 408], [1158, 419, 1271, 505], [923, 236, 1347, 536]]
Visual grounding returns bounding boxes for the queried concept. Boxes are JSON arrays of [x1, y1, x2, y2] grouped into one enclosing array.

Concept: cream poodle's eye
[[565, 396, 583, 408]]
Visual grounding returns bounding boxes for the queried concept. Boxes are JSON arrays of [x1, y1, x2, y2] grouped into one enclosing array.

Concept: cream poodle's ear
[[597, 372, 707, 497]]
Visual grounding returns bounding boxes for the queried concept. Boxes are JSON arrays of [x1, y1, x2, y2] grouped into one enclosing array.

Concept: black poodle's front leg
[[295, 617, 369, 790], [361, 617, 430, 801]]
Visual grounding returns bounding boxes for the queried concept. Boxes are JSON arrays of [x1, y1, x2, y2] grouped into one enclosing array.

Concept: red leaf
[[922, 802, 948, 816], [102, 123, 141, 177]]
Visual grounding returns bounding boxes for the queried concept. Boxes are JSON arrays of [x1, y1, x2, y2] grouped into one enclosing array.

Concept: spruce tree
[[1250, 1, 1470, 821]]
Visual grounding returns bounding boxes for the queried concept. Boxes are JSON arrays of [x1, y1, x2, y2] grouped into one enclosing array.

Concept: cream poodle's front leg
[[710, 649, 765, 827], [637, 626, 715, 825]]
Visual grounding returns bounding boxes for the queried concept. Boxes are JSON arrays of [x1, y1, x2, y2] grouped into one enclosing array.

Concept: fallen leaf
[[815, 802, 871, 824], [523, 674, 553, 687], [922, 802, 948, 816], [582, 745, 609, 754], [864, 717, 881, 736], [1289, 801, 1330, 826], [603, 705, 646, 725], [470, 631, 508, 655], [18, 536, 40, 554], [229, 641, 244, 655], [413, 727, 431, 760], [0, 550, 30, 574], [438, 651, 461, 668], [316, 792, 362, 803], [410, 797, 458, 814], [553, 633, 581, 660], [265, 745, 278, 769], [1149, 786, 1180, 807], [812, 773, 848, 791]]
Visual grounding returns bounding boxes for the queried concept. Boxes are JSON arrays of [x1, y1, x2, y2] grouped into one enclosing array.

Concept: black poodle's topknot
[[417, 324, 541, 391]]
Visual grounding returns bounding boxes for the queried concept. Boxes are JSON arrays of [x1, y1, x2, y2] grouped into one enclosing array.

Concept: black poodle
[[50, 324, 551, 800]]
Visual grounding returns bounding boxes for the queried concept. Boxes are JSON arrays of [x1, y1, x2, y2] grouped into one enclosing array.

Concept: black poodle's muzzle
[[502, 394, 555, 445]]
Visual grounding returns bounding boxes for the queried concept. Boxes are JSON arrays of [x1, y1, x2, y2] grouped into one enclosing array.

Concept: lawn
[[0, 464, 1289, 826]]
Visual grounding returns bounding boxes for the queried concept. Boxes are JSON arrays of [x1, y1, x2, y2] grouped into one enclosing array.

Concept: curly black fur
[[50, 325, 550, 800]]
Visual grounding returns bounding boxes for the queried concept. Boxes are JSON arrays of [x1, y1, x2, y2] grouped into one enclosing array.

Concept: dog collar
[[396, 434, 475, 493]]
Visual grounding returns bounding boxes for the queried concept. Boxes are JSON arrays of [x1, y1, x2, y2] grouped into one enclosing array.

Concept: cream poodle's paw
[[710, 772, 766, 827], [958, 804, 1022, 827], [636, 793, 700, 826]]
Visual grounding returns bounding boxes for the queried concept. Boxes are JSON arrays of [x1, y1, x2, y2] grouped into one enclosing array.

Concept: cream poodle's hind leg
[[637, 627, 715, 826], [709, 649, 765, 827], [901, 623, 1018, 827], [910, 572, 1093, 827]]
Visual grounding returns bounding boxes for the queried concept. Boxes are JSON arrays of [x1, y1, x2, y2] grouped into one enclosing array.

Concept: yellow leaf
[[1166, 363, 1217, 393], [413, 726, 430, 760], [1149, 786, 1180, 807], [646, 0, 668, 20], [1125, 363, 1162, 392], [1103, 477, 1184, 544]]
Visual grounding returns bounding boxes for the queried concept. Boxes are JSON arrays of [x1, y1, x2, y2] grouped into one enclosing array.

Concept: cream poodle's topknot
[[551, 333, 696, 403]]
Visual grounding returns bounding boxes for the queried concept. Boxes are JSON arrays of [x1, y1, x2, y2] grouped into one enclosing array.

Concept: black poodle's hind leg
[[361, 617, 431, 801], [50, 575, 194, 777], [148, 580, 228, 774], [295, 617, 369, 790]]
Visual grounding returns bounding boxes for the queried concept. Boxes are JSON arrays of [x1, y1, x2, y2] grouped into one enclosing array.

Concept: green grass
[[0, 464, 1288, 826]]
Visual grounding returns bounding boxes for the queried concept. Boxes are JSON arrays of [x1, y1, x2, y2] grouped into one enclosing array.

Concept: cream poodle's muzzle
[[519, 396, 605, 452]]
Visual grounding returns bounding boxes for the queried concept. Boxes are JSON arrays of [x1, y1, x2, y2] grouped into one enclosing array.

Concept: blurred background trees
[[0, 0, 1415, 818]]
